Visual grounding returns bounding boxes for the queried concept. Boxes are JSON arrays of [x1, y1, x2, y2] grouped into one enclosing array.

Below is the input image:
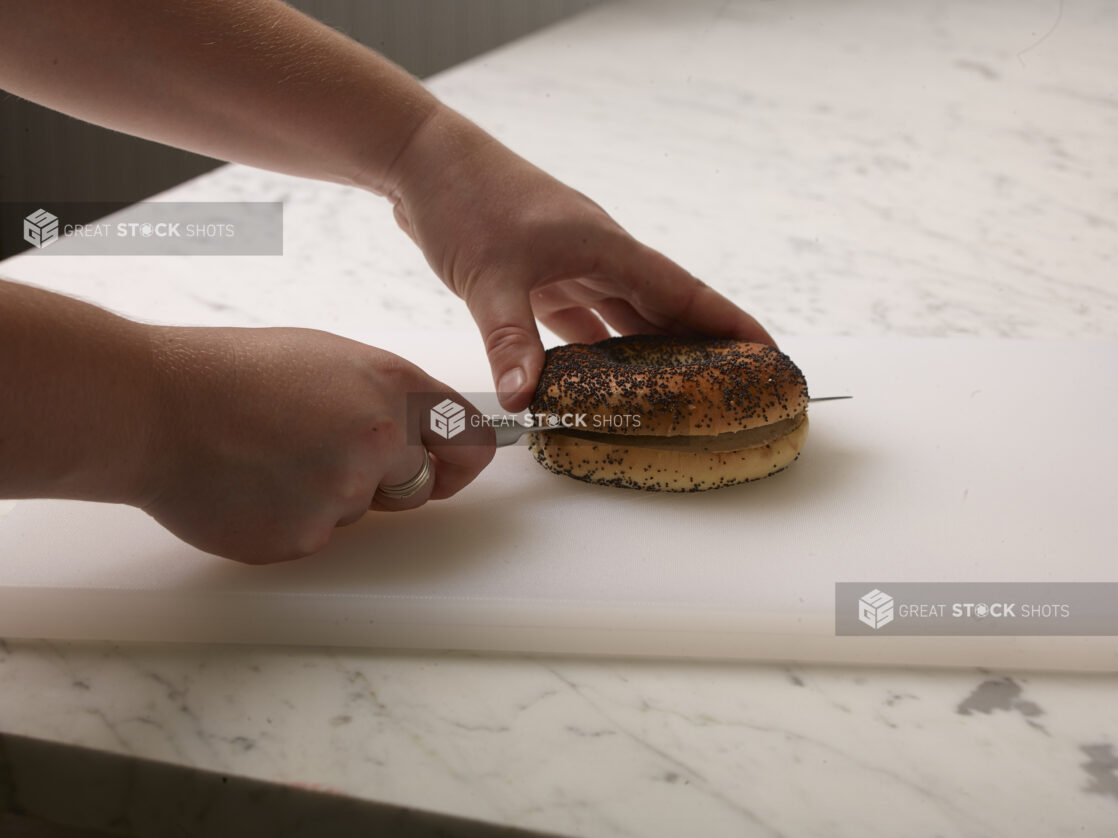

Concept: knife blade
[[493, 395, 852, 447]]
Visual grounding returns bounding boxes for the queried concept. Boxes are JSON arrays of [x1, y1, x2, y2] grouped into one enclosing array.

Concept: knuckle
[[371, 359, 420, 398], [228, 543, 306, 566], [294, 525, 333, 559], [484, 324, 533, 357], [337, 475, 372, 505]]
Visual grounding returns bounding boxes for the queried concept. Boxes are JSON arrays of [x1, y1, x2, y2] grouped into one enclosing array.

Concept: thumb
[[466, 281, 545, 412]]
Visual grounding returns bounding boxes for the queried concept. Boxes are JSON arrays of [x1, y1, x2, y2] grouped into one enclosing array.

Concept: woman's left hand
[[385, 106, 776, 411]]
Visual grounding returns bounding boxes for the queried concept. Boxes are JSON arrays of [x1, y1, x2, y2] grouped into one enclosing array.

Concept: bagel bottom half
[[527, 412, 809, 493]]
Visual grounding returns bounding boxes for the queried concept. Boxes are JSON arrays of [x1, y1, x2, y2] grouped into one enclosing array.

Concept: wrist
[[138, 324, 227, 513], [376, 103, 495, 204], [0, 284, 166, 506], [350, 94, 443, 197], [88, 319, 168, 508]]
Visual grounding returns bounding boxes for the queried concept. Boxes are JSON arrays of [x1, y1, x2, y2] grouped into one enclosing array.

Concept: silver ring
[[376, 448, 432, 500]]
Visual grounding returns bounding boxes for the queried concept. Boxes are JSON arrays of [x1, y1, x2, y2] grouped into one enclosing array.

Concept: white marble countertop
[[2, 0, 1116, 835]]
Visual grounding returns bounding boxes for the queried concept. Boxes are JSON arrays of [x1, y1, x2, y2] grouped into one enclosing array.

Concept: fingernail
[[497, 366, 526, 397]]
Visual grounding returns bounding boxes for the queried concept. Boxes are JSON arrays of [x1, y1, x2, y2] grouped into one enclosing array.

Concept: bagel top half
[[529, 335, 808, 437]]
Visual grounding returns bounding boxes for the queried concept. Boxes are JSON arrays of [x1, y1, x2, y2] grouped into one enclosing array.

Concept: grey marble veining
[[1, 0, 1116, 835], [2, 640, 1117, 836]]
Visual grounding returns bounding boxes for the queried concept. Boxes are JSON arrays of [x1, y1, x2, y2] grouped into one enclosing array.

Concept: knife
[[494, 395, 852, 447]]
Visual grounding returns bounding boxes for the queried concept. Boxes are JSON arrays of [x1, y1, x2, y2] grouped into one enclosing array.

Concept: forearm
[[0, 279, 158, 504], [0, 0, 438, 194]]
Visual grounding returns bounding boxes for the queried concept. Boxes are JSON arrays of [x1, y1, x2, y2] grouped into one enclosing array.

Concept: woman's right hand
[[138, 325, 494, 564]]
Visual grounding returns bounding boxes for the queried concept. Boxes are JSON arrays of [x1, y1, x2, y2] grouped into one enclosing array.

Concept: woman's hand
[[140, 325, 493, 564], [385, 106, 775, 411]]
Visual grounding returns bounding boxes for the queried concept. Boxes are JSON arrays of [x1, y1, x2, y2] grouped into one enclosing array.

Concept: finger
[[622, 242, 777, 347], [592, 297, 667, 336], [425, 450, 489, 501], [537, 305, 611, 345], [369, 443, 436, 512], [420, 417, 495, 501], [466, 277, 546, 412], [331, 431, 392, 525], [665, 282, 777, 347], [336, 508, 368, 527]]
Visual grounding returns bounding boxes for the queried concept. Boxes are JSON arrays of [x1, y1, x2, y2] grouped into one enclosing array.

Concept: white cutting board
[[0, 337, 1115, 671]]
